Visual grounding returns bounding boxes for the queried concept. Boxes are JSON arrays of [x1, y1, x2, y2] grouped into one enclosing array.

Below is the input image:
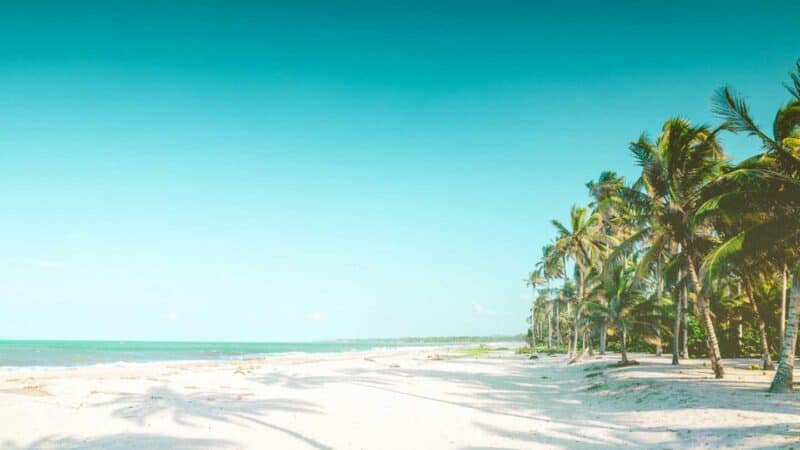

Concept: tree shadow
[[254, 370, 395, 390], [0, 433, 235, 450], [93, 386, 332, 450], [94, 386, 320, 427], [462, 421, 800, 450], [242, 353, 799, 448], [469, 355, 800, 448]]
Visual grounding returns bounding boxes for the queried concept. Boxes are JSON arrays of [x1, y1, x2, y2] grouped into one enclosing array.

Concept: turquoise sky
[[1, 1, 798, 341]]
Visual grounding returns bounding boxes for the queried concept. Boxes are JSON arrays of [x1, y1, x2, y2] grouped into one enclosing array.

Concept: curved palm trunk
[[770, 270, 800, 393], [686, 254, 724, 378], [743, 277, 774, 370]]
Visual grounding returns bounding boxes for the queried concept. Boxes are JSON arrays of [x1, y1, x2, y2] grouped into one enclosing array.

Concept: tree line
[[525, 59, 800, 393]]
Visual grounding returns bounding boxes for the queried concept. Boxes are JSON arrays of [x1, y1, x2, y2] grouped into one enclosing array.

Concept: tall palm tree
[[526, 268, 546, 348], [622, 118, 728, 378], [536, 244, 563, 348], [551, 205, 608, 356], [587, 171, 627, 354], [521, 58, 800, 391], [698, 174, 781, 370], [535, 288, 555, 349], [702, 64, 800, 390]]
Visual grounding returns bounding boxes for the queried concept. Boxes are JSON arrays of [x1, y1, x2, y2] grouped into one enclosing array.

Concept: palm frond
[[711, 86, 776, 149]]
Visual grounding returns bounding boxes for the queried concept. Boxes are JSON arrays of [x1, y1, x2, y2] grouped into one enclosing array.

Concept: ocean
[[0, 337, 514, 367]]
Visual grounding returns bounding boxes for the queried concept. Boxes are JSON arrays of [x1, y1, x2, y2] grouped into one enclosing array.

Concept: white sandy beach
[[0, 346, 798, 449]]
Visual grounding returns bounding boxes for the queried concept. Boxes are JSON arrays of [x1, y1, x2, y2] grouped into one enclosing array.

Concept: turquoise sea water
[[0, 337, 514, 367]]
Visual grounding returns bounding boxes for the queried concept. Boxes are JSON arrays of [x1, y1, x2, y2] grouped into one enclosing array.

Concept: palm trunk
[[547, 307, 553, 349], [555, 302, 561, 346], [781, 265, 788, 342], [600, 269, 608, 355], [621, 327, 628, 364], [672, 252, 683, 366], [737, 321, 743, 356], [530, 288, 537, 349], [600, 322, 607, 355], [573, 306, 581, 355], [566, 300, 573, 356], [538, 315, 543, 342], [743, 276, 774, 370], [685, 253, 724, 378], [681, 284, 689, 359], [672, 275, 682, 365], [655, 259, 664, 356], [572, 270, 585, 356], [769, 269, 800, 393], [530, 303, 536, 348]]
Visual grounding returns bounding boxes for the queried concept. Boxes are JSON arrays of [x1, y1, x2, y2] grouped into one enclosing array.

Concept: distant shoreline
[[0, 337, 522, 368]]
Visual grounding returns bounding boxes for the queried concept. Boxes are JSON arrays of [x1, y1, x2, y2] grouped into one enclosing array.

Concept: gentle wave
[[0, 338, 515, 368]]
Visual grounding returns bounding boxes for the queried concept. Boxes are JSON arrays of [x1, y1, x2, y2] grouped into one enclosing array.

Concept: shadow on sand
[[92, 386, 332, 450], [249, 353, 800, 449], [0, 433, 235, 450]]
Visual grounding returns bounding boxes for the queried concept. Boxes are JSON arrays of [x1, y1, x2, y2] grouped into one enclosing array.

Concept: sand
[[0, 347, 798, 449]]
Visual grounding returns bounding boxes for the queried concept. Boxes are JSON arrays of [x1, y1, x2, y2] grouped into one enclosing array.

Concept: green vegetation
[[515, 346, 537, 355], [524, 59, 800, 393], [457, 347, 492, 357]]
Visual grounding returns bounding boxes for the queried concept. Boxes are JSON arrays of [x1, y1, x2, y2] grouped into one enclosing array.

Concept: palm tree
[[526, 268, 546, 348], [521, 58, 800, 390], [535, 244, 563, 348], [551, 205, 608, 355], [535, 288, 555, 349], [587, 171, 627, 354], [586, 260, 655, 365], [698, 177, 781, 370], [614, 174, 680, 363], [702, 63, 800, 390], [622, 118, 728, 378], [701, 163, 800, 387]]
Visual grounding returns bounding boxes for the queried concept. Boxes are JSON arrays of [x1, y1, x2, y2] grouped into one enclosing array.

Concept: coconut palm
[[534, 288, 555, 349], [585, 260, 657, 365], [551, 205, 608, 355], [587, 171, 627, 353], [701, 63, 800, 390], [535, 244, 563, 348], [619, 118, 728, 378], [526, 268, 546, 348], [519, 58, 800, 390]]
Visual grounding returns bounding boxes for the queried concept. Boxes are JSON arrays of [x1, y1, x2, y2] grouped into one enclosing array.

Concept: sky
[[0, 1, 798, 341]]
